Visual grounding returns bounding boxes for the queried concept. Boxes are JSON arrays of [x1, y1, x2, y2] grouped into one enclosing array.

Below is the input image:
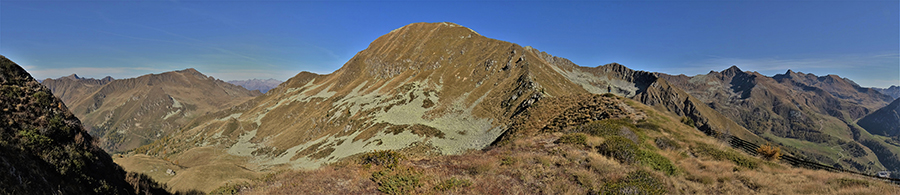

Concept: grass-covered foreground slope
[[0, 55, 174, 194], [221, 94, 900, 194]]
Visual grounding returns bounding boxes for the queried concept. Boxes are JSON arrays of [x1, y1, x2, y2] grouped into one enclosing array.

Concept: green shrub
[[692, 142, 758, 169], [680, 116, 695, 128], [598, 136, 638, 164], [681, 117, 699, 128], [580, 119, 637, 139], [17, 129, 53, 149], [32, 91, 52, 107], [2, 85, 23, 98], [555, 133, 588, 146], [654, 137, 680, 150], [599, 169, 666, 195], [637, 150, 678, 175], [360, 150, 404, 168], [433, 177, 472, 191], [500, 156, 516, 166], [372, 168, 422, 194]]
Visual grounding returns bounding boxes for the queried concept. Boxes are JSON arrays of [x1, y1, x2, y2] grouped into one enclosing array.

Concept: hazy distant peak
[[226, 78, 283, 94]]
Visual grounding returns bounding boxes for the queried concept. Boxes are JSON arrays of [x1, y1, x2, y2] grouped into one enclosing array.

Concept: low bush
[[598, 136, 638, 164], [555, 133, 588, 146], [680, 117, 695, 128], [433, 177, 472, 191], [17, 129, 53, 149], [372, 168, 422, 194], [32, 91, 53, 107], [637, 150, 678, 175], [360, 150, 404, 168], [654, 137, 680, 150], [756, 142, 782, 161]]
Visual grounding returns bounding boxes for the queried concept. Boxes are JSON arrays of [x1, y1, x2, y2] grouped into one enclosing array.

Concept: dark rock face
[[0, 55, 136, 194], [858, 98, 900, 137]]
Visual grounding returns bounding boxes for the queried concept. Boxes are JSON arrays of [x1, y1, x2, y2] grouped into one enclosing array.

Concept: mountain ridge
[[1, 55, 168, 194], [660, 66, 899, 172], [42, 67, 261, 153]]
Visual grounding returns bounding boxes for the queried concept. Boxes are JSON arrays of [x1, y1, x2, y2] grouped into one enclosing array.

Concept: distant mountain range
[[661, 67, 898, 172], [875, 85, 900, 100], [227, 78, 282, 93], [42, 69, 260, 153]]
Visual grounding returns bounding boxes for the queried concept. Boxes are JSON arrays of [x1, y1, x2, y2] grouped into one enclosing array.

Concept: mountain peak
[[720, 65, 745, 78], [389, 22, 479, 35], [65, 74, 80, 80], [725, 65, 742, 73]]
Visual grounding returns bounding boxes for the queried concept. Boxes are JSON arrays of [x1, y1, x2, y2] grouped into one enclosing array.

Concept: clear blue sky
[[1, 1, 898, 87]]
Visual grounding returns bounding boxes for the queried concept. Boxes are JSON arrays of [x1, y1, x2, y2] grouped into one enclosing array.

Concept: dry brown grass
[[220, 96, 900, 195]]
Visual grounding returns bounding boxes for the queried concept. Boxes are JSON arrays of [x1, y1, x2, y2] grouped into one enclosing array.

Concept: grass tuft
[[372, 167, 422, 194], [599, 169, 666, 195], [637, 150, 678, 176], [692, 142, 758, 169], [827, 178, 870, 188], [555, 133, 588, 146], [433, 177, 472, 191]]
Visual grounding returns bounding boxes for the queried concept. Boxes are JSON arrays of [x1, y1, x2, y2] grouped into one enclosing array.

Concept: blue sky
[[1, 1, 897, 88]]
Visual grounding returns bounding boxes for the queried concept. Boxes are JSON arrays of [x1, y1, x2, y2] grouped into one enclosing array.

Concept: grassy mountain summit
[[42, 68, 261, 153], [102, 22, 900, 193], [0, 55, 171, 194], [126, 22, 766, 192]]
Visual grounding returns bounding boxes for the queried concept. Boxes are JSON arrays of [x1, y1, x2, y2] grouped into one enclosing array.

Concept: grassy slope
[[228, 95, 899, 194]]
